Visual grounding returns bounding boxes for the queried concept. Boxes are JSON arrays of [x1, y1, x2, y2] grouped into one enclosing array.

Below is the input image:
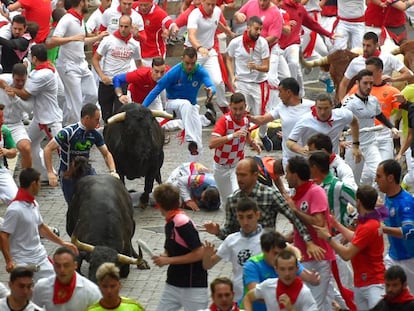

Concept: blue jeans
[[60, 167, 96, 203]]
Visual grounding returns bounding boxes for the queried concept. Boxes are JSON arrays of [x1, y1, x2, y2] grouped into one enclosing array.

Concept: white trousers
[[156, 283, 208, 311], [302, 260, 332, 311], [354, 284, 384, 311], [333, 20, 365, 50], [0, 167, 17, 205], [56, 60, 98, 125], [213, 162, 238, 209], [28, 120, 62, 180], [376, 127, 394, 161], [282, 44, 305, 97], [197, 50, 228, 108]]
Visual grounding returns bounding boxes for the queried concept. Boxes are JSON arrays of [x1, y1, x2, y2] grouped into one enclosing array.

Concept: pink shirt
[[239, 0, 283, 47], [293, 183, 335, 262]]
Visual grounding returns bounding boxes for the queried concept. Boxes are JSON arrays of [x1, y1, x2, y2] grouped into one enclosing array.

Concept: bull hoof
[[137, 259, 150, 270]]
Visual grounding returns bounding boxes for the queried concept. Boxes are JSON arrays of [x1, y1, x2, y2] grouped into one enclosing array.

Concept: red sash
[[210, 302, 240, 311], [292, 181, 313, 201], [276, 277, 303, 309], [384, 287, 414, 304], [35, 61, 55, 73], [53, 273, 77, 305], [11, 188, 35, 204], [113, 29, 132, 44], [311, 106, 333, 127], [199, 5, 212, 18], [67, 9, 83, 25], [242, 30, 256, 53]]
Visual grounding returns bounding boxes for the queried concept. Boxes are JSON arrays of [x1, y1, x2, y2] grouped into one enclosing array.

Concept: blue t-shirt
[[54, 122, 105, 172], [243, 253, 304, 311], [385, 189, 414, 260]]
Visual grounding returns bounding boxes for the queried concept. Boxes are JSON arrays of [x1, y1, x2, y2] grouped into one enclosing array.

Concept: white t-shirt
[[344, 53, 405, 80], [342, 94, 381, 145], [0, 297, 44, 311], [33, 273, 102, 310], [217, 230, 263, 302], [86, 7, 104, 33], [101, 8, 144, 35], [185, 6, 222, 49], [226, 35, 269, 83], [270, 101, 314, 165], [1, 201, 47, 264], [254, 278, 318, 311], [337, 0, 365, 19], [53, 13, 86, 63], [305, 0, 321, 12], [97, 34, 141, 79], [331, 155, 357, 189], [288, 108, 354, 154], [26, 68, 62, 124]]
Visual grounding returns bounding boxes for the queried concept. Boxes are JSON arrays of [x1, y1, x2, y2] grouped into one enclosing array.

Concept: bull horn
[[117, 253, 143, 265], [301, 56, 330, 68], [107, 111, 126, 124], [151, 110, 174, 119], [391, 47, 401, 55], [71, 236, 95, 252]]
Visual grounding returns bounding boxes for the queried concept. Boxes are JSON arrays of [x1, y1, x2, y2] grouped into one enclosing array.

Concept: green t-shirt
[[87, 297, 145, 311], [2, 125, 16, 149]]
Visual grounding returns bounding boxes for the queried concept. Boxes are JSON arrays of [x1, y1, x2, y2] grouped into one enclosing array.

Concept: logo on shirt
[[237, 249, 252, 266], [192, 81, 199, 87], [389, 207, 396, 217], [75, 140, 92, 151], [300, 201, 309, 212]]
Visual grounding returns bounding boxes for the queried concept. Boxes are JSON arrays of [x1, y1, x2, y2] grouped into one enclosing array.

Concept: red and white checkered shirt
[[212, 114, 249, 165]]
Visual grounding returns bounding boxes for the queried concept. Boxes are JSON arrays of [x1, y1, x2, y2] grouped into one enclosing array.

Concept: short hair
[[199, 187, 220, 210], [152, 57, 165, 67], [273, 158, 284, 176], [356, 69, 373, 81], [10, 267, 34, 283], [363, 31, 379, 44], [31, 44, 48, 62], [287, 156, 310, 181], [27, 21, 39, 41], [52, 8, 67, 23], [242, 157, 259, 174], [275, 249, 297, 267], [236, 197, 258, 213], [307, 133, 333, 154], [379, 159, 401, 184], [279, 78, 299, 96], [247, 15, 262, 26], [230, 92, 245, 105], [356, 184, 377, 211], [210, 277, 233, 294], [384, 265, 407, 284], [308, 151, 330, 174], [12, 14, 26, 26], [19, 168, 40, 188], [260, 230, 287, 252], [365, 56, 383, 70], [183, 47, 197, 59], [12, 63, 28, 77], [69, 0, 82, 8], [315, 93, 333, 105], [81, 103, 99, 118], [53, 247, 76, 260], [119, 14, 132, 25], [153, 184, 181, 211], [96, 262, 120, 282]]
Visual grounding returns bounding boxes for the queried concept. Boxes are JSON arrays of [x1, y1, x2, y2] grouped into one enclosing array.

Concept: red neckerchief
[[363, 49, 381, 59], [53, 273, 77, 305], [292, 181, 313, 201], [11, 188, 35, 204], [67, 8, 83, 25], [329, 153, 336, 164], [199, 4, 212, 18], [276, 277, 303, 309], [113, 29, 131, 44], [117, 5, 131, 15], [242, 30, 256, 53], [165, 209, 184, 223], [98, 5, 105, 13], [35, 60, 55, 73], [311, 105, 333, 127], [209, 302, 240, 311], [383, 288, 414, 304]]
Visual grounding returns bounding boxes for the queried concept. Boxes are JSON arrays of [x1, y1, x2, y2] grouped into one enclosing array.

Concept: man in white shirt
[[92, 14, 141, 122], [243, 249, 318, 311]]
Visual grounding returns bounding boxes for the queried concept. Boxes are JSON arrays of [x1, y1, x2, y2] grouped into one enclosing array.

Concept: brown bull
[[392, 40, 414, 72], [301, 49, 359, 103]]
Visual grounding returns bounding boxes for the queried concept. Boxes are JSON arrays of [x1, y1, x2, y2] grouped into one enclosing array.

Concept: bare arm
[[97, 144, 116, 172], [38, 224, 79, 255], [250, 113, 275, 125], [0, 231, 14, 272], [153, 246, 204, 266], [243, 288, 258, 311], [92, 52, 111, 85], [46, 34, 85, 49], [44, 139, 60, 187], [286, 139, 308, 156], [338, 76, 350, 102], [202, 241, 221, 269]]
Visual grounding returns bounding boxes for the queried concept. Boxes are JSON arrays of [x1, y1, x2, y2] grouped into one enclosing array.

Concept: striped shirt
[[217, 182, 312, 242], [321, 172, 356, 226]]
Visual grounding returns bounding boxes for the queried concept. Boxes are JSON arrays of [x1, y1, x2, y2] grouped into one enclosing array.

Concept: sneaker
[[261, 135, 273, 152], [204, 109, 216, 125], [188, 141, 199, 155]]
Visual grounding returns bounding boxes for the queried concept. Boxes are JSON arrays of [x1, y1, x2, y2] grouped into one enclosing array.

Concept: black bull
[[67, 175, 149, 282], [104, 104, 165, 208]]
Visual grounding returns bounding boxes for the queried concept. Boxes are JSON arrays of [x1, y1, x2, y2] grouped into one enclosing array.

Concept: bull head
[[71, 236, 143, 265], [107, 110, 174, 124]]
